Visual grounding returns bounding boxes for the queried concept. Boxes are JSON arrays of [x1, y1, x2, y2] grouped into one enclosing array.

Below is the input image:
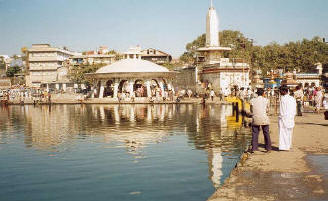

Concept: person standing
[[279, 86, 297, 151], [249, 88, 272, 153], [218, 88, 223, 101], [210, 89, 215, 101], [314, 87, 323, 114], [294, 86, 304, 116]]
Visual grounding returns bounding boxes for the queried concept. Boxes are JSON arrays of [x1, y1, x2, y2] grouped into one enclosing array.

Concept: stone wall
[[172, 67, 198, 92]]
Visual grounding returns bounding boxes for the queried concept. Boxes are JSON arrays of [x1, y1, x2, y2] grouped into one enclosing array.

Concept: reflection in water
[[0, 104, 250, 190]]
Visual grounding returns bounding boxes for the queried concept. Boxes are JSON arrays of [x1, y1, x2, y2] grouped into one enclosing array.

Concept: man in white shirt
[[250, 88, 272, 153], [210, 89, 215, 101], [279, 86, 297, 151]]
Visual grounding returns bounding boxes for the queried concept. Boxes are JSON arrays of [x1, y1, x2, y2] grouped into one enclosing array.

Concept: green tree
[[6, 65, 21, 77], [69, 63, 106, 84], [182, 30, 328, 74]]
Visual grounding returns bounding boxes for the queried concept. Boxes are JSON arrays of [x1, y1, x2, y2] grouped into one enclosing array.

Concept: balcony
[[29, 56, 65, 62]]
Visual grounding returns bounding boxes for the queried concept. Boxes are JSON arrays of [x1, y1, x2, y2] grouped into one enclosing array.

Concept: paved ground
[[208, 112, 328, 201]]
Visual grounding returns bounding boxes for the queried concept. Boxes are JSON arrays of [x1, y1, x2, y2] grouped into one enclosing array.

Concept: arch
[[118, 80, 129, 93], [104, 80, 114, 98], [134, 79, 147, 97]]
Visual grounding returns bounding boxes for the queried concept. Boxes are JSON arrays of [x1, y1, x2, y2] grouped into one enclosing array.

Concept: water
[[0, 104, 251, 201]]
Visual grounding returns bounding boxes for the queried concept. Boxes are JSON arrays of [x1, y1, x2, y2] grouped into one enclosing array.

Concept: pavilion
[[86, 47, 177, 100]]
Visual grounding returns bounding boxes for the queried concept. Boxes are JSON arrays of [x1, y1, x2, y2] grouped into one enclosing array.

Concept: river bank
[[208, 112, 328, 201], [2, 96, 221, 105]]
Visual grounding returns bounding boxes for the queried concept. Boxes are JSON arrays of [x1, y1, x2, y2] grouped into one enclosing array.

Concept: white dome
[[96, 59, 170, 74]]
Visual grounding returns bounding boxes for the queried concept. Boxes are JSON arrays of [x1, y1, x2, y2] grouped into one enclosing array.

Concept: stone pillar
[[99, 80, 105, 99], [159, 81, 165, 97], [129, 80, 134, 96], [113, 80, 119, 98], [146, 80, 151, 98], [55, 83, 60, 90], [63, 83, 67, 92], [46, 84, 49, 92]]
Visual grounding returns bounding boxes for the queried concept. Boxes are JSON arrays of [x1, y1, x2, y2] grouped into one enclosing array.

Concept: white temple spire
[[206, 0, 219, 47]]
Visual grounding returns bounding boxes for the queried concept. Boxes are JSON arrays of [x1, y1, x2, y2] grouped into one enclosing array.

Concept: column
[[46, 84, 49, 92], [99, 80, 105, 99], [63, 83, 67, 92], [55, 84, 60, 90], [146, 80, 151, 98], [129, 80, 134, 96], [113, 80, 119, 99], [91, 86, 95, 98]]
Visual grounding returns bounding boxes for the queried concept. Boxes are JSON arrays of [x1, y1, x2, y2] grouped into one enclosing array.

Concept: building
[[0, 55, 12, 71], [196, 1, 250, 91], [141, 48, 172, 64], [70, 54, 116, 66], [27, 44, 78, 89], [86, 47, 176, 99], [294, 63, 323, 87]]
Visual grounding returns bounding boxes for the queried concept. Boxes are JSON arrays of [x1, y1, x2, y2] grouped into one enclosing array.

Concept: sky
[[0, 0, 327, 58]]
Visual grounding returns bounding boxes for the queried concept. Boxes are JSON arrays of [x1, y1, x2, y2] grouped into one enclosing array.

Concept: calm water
[[0, 104, 251, 201]]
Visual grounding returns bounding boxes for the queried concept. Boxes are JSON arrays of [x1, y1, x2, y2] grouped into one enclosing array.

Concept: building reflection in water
[[0, 104, 250, 187]]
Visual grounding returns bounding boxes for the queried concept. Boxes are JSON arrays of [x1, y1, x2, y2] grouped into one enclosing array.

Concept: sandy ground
[[208, 112, 328, 201]]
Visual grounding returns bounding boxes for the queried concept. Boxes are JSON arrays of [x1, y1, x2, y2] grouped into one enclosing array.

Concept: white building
[[70, 54, 116, 66], [27, 44, 79, 89], [197, 0, 250, 91]]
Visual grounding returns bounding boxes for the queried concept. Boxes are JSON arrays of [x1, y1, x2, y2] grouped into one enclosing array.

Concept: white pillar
[[55, 84, 60, 90], [63, 83, 67, 92], [146, 80, 151, 98], [99, 80, 105, 99], [129, 80, 134, 96], [113, 81, 119, 98], [46, 84, 49, 92]]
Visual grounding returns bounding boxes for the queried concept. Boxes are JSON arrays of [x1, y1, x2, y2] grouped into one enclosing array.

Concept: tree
[[181, 30, 328, 74], [69, 63, 106, 84], [6, 65, 21, 77]]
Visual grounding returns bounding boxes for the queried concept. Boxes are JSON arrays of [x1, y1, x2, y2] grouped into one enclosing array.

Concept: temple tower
[[206, 0, 219, 47]]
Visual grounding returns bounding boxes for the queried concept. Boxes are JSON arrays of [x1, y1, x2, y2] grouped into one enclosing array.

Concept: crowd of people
[[0, 85, 52, 104], [248, 84, 328, 154]]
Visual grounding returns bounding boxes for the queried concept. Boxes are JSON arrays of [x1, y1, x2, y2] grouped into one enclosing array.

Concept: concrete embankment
[[3, 97, 225, 105], [208, 112, 328, 201]]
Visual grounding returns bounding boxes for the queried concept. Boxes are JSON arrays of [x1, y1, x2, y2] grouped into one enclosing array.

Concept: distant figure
[[279, 86, 296, 151], [218, 88, 223, 101], [210, 89, 215, 101], [314, 87, 323, 114], [187, 89, 193, 98], [249, 88, 271, 153], [294, 86, 303, 116]]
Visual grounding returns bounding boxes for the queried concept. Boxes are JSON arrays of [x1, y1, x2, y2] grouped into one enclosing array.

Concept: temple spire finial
[[210, 0, 213, 8]]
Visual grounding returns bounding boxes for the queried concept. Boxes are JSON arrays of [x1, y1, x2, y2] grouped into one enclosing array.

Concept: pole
[[236, 102, 239, 122]]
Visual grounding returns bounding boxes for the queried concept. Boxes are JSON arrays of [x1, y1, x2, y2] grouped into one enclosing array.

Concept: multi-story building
[[27, 44, 79, 89], [70, 54, 116, 66], [141, 48, 172, 64]]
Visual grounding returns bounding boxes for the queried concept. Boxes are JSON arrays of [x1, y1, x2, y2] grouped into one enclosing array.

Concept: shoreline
[[1, 97, 227, 105], [208, 112, 328, 201]]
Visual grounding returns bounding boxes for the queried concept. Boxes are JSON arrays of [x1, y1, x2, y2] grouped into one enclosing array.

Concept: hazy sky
[[0, 0, 327, 57]]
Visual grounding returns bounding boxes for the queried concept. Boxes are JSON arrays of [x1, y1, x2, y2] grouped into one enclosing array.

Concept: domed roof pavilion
[[86, 48, 176, 99]]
